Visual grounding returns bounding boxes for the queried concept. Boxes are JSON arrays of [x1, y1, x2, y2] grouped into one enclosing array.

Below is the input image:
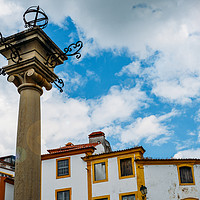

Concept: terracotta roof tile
[[47, 142, 100, 154], [135, 158, 200, 165], [83, 146, 145, 158], [135, 158, 200, 161], [88, 131, 105, 138]]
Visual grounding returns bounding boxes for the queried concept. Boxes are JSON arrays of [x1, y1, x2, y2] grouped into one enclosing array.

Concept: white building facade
[[41, 132, 200, 200], [136, 159, 200, 200], [1, 132, 200, 200], [41, 131, 146, 200]]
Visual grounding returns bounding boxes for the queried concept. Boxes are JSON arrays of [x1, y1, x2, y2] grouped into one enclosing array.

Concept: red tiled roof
[[135, 158, 200, 164], [82, 146, 145, 160], [47, 142, 100, 154], [88, 131, 105, 138], [136, 158, 200, 161]]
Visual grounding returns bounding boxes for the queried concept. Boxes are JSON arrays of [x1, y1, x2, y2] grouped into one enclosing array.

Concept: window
[[56, 157, 70, 179], [118, 156, 135, 179], [94, 162, 106, 180], [122, 194, 135, 200], [119, 192, 137, 200], [177, 165, 195, 185], [55, 188, 71, 200], [92, 159, 108, 183], [93, 195, 110, 200]]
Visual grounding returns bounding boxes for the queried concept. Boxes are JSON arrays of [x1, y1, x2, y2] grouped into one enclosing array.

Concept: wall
[[93, 144, 105, 155], [144, 164, 200, 200], [42, 153, 88, 200]]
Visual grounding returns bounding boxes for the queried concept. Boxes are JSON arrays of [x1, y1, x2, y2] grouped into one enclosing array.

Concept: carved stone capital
[[7, 68, 52, 95]]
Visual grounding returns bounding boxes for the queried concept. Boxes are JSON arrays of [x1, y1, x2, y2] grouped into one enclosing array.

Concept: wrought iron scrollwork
[[53, 78, 64, 93], [0, 32, 22, 64], [0, 68, 6, 76], [64, 41, 83, 59], [45, 52, 66, 69], [45, 41, 83, 68]]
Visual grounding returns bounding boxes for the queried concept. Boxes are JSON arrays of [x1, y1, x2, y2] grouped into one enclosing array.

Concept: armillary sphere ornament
[[23, 6, 48, 29]]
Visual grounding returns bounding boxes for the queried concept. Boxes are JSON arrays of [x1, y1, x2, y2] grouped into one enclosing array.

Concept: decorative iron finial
[[23, 6, 48, 29]]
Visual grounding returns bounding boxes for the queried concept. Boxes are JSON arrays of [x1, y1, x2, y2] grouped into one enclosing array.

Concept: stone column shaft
[[14, 84, 42, 200]]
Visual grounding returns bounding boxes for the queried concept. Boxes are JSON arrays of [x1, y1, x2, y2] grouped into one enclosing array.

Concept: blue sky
[[0, 0, 200, 158]]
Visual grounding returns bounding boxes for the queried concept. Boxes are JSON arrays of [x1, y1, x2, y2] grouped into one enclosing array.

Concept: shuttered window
[[120, 158, 133, 177], [179, 166, 194, 183]]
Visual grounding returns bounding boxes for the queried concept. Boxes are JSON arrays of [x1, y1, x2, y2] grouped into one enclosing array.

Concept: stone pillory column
[[0, 27, 67, 200]]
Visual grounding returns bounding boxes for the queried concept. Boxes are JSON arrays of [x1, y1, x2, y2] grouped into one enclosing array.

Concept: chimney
[[89, 131, 112, 153]]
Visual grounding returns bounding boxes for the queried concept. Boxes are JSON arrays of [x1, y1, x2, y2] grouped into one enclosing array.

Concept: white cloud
[[59, 71, 87, 93], [174, 148, 200, 159], [91, 84, 148, 127], [118, 50, 200, 104], [0, 76, 18, 156], [0, 54, 18, 156], [116, 61, 141, 77], [0, 0, 24, 35], [0, 74, 177, 155], [41, 90, 91, 149], [120, 109, 179, 145], [175, 138, 196, 151], [41, 84, 148, 152], [0, 0, 199, 156], [86, 70, 100, 82], [188, 132, 196, 136]]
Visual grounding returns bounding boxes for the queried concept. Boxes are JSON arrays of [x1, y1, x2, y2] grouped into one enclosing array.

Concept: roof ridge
[[136, 157, 200, 161], [47, 142, 100, 153]]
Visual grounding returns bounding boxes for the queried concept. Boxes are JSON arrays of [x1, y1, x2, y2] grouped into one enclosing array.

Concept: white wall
[[93, 144, 105, 155], [5, 182, 14, 200], [92, 157, 138, 199], [144, 164, 200, 200], [42, 153, 88, 200]]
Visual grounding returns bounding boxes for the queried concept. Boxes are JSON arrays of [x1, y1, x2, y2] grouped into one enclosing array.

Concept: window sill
[[56, 174, 71, 179], [119, 174, 135, 179]]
